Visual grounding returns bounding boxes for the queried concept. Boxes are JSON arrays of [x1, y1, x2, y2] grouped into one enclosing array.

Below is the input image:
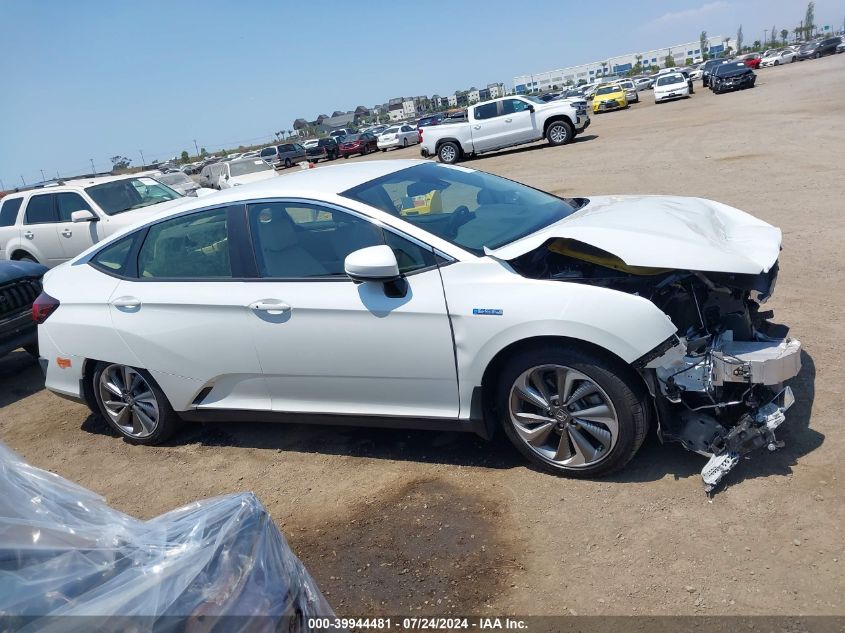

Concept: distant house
[[292, 118, 309, 131], [354, 105, 370, 116], [467, 87, 480, 104], [447, 94, 458, 107], [487, 83, 505, 99], [316, 114, 330, 125], [321, 112, 356, 130], [331, 110, 346, 118]]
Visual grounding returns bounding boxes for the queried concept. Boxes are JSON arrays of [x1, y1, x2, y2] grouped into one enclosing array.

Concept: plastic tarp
[[0, 442, 336, 632]]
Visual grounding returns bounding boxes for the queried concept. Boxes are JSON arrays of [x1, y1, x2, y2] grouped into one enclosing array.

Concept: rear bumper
[[377, 139, 402, 149], [39, 326, 86, 402]]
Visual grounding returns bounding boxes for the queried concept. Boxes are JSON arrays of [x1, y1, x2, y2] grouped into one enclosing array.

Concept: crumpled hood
[[486, 195, 782, 274]]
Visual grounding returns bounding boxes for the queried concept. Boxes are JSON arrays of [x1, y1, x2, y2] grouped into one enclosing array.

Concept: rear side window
[[25, 195, 56, 224], [91, 234, 135, 275], [474, 102, 498, 120], [0, 197, 23, 227], [138, 208, 231, 279], [56, 193, 93, 222]]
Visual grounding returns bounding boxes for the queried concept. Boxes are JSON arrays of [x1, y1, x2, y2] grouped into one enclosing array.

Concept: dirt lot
[[2, 56, 844, 616]]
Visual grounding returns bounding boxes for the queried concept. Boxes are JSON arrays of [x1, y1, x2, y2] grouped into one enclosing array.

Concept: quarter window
[[138, 208, 231, 278], [24, 195, 56, 225], [0, 197, 23, 227], [91, 234, 135, 275], [55, 193, 93, 222]]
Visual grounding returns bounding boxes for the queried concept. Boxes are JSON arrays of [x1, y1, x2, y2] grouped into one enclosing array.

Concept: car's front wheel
[[93, 362, 181, 445], [496, 345, 648, 477], [546, 120, 573, 146]]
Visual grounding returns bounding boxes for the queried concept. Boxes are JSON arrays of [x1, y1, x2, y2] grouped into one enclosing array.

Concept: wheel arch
[[542, 115, 574, 136], [10, 248, 38, 262], [434, 137, 463, 155]]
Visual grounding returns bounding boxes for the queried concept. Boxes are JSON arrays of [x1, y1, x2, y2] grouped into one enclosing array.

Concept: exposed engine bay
[[511, 238, 802, 491]]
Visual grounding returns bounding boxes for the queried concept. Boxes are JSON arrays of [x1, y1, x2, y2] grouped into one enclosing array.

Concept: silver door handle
[[249, 300, 291, 315], [473, 125, 481, 129], [112, 296, 141, 309], [61, 229, 72, 237], [24, 231, 34, 239], [505, 118, 513, 122]]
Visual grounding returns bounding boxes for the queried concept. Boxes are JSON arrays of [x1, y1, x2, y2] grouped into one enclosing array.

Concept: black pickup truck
[[0, 260, 47, 358]]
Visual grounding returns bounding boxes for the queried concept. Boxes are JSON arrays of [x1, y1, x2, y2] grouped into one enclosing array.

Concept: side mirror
[[527, 105, 535, 112], [71, 209, 98, 223], [345, 245, 400, 282]]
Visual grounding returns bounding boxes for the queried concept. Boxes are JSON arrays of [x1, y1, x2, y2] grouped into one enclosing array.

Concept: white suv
[[0, 175, 189, 267]]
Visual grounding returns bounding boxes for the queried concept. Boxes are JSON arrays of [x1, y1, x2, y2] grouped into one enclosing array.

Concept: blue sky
[[0, 0, 841, 185]]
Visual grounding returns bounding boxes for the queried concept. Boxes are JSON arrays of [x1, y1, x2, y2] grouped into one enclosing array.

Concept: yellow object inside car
[[399, 189, 443, 216], [592, 84, 627, 112]]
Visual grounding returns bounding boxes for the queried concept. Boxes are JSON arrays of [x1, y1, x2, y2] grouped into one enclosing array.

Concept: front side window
[[502, 99, 531, 114], [138, 208, 231, 278], [474, 102, 498, 120], [0, 197, 23, 227], [261, 148, 276, 157], [56, 192, 93, 222], [341, 162, 581, 255], [24, 194, 55, 224], [86, 178, 180, 216]]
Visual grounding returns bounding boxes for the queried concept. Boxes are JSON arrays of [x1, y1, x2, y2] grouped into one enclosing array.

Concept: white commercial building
[[514, 36, 726, 93]]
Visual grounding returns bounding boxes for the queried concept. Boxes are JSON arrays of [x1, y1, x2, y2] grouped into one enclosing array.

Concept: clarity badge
[[472, 308, 503, 316]]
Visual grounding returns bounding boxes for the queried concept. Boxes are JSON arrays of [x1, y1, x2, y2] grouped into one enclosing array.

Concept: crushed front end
[[511, 239, 802, 491]]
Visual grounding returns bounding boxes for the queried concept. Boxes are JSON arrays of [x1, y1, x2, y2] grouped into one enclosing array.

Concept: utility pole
[[20, 175, 26, 186], [139, 150, 145, 168], [40, 169, 46, 182], [89, 158, 95, 174], [764, 29, 768, 47], [193, 139, 199, 157]]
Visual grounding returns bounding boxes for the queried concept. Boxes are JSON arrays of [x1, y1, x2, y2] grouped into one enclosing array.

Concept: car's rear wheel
[[403, 138, 409, 147], [775, 60, 780, 65], [381, 148, 387, 152], [546, 120, 573, 146], [93, 362, 180, 445], [496, 345, 648, 477], [437, 141, 460, 164], [284, 158, 292, 168], [16, 254, 38, 263]]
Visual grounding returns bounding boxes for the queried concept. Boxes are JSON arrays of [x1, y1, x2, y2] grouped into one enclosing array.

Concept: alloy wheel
[[439, 145, 457, 162], [98, 364, 160, 439], [549, 124, 569, 144], [508, 365, 618, 468]]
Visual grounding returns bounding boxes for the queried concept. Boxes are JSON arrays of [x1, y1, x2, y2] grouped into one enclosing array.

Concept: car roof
[[2, 173, 157, 198]]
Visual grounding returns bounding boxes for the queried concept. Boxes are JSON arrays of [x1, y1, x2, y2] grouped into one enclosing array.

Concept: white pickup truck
[[419, 95, 590, 164]]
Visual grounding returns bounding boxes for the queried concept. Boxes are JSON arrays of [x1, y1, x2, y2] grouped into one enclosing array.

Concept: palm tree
[[780, 29, 788, 44], [793, 26, 801, 43], [287, 129, 293, 139], [724, 36, 732, 55], [600, 60, 608, 76]]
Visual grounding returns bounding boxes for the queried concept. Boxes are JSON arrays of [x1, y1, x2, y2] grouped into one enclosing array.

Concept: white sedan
[[653, 72, 690, 103], [377, 124, 418, 151], [760, 48, 797, 66], [35, 160, 800, 490]]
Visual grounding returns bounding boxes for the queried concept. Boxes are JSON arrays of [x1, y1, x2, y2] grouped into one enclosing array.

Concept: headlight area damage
[[510, 237, 801, 491]]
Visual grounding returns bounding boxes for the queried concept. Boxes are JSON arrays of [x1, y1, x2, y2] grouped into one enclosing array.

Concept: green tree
[[753, 39, 761, 50], [180, 150, 189, 164], [780, 29, 789, 44], [736, 24, 744, 54], [700, 30, 708, 59], [804, 2, 815, 39], [200, 147, 207, 157], [109, 156, 131, 171], [793, 26, 801, 42]]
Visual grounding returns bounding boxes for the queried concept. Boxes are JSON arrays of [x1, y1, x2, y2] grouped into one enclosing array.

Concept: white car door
[[469, 101, 506, 152], [106, 205, 270, 411], [54, 192, 103, 259], [500, 98, 539, 144], [20, 193, 65, 265], [243, 200, 459, 418]]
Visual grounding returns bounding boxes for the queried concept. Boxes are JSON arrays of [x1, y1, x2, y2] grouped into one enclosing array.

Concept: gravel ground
[[1, 55, 843, 616]]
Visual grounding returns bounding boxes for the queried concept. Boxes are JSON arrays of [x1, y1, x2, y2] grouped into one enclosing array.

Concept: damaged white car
[[35, 160, 800, 490]]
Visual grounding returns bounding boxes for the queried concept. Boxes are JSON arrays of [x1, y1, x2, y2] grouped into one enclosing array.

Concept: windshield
[[383, 127, 399, 135], [157, 172, 192, 186], [341, 162, 581, 255], [595, 85, 619, 95], [343, 134, 361, 142], [86, 177, 181, 215], [656, 74, 684, 86], [715, 62, 747, 75], [229, 159, 272, 177], [619, 81, 634, 89]]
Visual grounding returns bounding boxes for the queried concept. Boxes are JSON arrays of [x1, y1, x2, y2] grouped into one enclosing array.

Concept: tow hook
[[701, 386, 795, 493]]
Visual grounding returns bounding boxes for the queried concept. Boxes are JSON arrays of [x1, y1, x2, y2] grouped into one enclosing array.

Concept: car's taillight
[[32, 291, 60, 324], [418, 128, 423, 144]]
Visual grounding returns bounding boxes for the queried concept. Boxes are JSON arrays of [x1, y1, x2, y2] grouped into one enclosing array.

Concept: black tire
[[343, 155, 349, 159], [495, 344, 649, 477], [16, 254, 38, 264], [546, 120, 573, 146], [381, 148, 387, 152], [774, 60, 780, 66], [284, 158, 292, 168], [92, 362, 181, 445], [23, 343, 38, 357], [403, 138, 409, 147], [814, 52, 820, 59], [437, 141, 461, 164]]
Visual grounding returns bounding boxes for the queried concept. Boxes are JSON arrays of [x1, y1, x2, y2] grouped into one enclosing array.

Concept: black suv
[[711, 61, 756, 94], [0, 260, 47, 358], [305, 138, 339, 162]]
